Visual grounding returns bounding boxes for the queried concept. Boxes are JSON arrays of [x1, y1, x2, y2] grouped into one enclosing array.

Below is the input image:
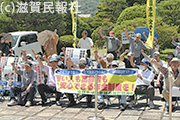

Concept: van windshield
[[12, 35, 19, 46]]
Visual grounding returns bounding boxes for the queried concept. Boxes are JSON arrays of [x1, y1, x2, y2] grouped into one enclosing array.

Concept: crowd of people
[[1, 29, 180, 113]]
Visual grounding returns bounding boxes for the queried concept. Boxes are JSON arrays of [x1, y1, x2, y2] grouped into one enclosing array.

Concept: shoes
[[87, 102, 94, 108], [36, 101, 46, 106], [56, 101, 62, 106], [149, 101, 155, 109], [67, 101, 76, 107], [167, 105, 175, 112], [7, 99, 17, 106], [129, 100, 136, 108], [119, 103, 127, 111], [25, 101, 31, 107], [97, 103, 107, 110]]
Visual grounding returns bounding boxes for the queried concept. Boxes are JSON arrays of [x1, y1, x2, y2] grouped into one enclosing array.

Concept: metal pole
[[169, 73, 172, 120], [88, 74, 105, 120], [95, 74, 98, 118]]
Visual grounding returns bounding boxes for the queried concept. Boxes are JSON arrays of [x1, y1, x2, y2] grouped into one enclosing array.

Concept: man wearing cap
[[99, 30, 123, 60], [7, 61, 37, 107], [36, 55, 62, 106], [129, 58, 155, 109], [124, 28, 152, 65], [77, 30, 94, 58], [150, 57, 180, 111]]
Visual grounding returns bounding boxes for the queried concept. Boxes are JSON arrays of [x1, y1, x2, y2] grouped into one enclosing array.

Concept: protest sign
[[65, 47, 87, 64], [0, 57, 44, 84], [55, 68, 137, 95], [121, 32, 135, 44]]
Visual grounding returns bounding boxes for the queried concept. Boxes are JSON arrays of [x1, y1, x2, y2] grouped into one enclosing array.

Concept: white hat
[[112, 60, 119, 67], [135, 33, 141, 38], [170, 58, 180, 63], [154, 51, 160, 55], [127, 52, 131, 57], [107, 53, 114, 60]]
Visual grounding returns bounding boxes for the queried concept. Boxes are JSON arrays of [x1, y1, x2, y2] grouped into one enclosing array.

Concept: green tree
[[0, 0, 72, 36], [117, 5, 146, 25], [77, 19, 92, 38], [96, 0, 127, 23], [158, 0, 180, 32], [57, 35, 80, 54]]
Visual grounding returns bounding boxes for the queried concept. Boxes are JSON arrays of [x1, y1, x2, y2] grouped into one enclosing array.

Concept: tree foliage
[[158, 0, 180, 32], [96, 0, 127, 23], [117, 5, 146, 25]]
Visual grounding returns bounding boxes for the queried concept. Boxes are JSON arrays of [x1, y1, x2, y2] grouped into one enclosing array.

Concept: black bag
[[17, 90, 28, 106]]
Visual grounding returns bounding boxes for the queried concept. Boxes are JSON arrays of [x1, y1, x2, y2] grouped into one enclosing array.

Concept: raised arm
[[94, 50, 100, 63], [10, 62, 18, 73], [130, 53, 135, 67], [143, 32, 148, 40], [21, 49, 28, 62], [36, 55, 44, 69], [66, 57, 77, 69], [172, 36, 179, 46], [32, 49, 37, 56], [120, 49, 129, 61], [124, 28, 130, 39], [99, 30, 105, 39], [61, 47, 66, 56]]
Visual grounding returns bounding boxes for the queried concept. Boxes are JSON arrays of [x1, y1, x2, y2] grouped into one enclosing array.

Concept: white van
[[9, 31, 43, 57]]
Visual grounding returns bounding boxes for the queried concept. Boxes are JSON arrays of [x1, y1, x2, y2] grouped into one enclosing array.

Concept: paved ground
[[0, 88, 180, 120]]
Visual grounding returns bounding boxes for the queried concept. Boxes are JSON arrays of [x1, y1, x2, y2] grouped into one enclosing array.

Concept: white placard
[[121, 32, 135, 44], [65, 48, 87, 65]]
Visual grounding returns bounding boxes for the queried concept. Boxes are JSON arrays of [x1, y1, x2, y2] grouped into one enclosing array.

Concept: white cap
[[135, 33, 141, 38], [154, 51, 160, 55], [107, 53, 114, 60], [170, 58, 180, 63], [112, 60, 119, 67], [52, 54, 57, 58], [127, 52, 131, 57]]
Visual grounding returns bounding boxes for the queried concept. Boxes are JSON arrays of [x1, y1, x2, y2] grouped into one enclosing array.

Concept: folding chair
[[135, 94, 148, 104], [8, 81, 22, 101], [0, 81, 8, 101]]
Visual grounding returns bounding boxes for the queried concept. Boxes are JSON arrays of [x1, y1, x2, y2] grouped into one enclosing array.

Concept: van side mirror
[[20, 42, 26, 46]]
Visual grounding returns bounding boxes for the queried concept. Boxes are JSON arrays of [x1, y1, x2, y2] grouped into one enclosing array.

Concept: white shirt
[[136, 68, 154, 86], [78, 37, 93, 50]]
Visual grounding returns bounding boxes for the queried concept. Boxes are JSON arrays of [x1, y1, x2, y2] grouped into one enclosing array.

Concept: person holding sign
[[77, 30, 94, 58], [99, 30, 123, 60], [7, 61, 37, 107], [66, 57, 95, 108], [36, 55, 62, 106], [129, 55, 155, 109], [124, 28, 152, 65]]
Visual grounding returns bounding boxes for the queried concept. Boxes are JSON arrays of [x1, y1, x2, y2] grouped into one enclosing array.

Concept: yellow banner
[[145, 0, 156, 48], [71, 1, 77, 48], [55, 69, 137, 95]]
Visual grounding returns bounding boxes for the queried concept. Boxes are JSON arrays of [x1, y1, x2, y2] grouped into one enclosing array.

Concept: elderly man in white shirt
[[129, 59, 155, 109], [77, 30, 94, 58]]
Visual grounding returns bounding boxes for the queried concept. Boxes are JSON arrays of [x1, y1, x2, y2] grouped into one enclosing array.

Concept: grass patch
[[161, 49, 174, 54]]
